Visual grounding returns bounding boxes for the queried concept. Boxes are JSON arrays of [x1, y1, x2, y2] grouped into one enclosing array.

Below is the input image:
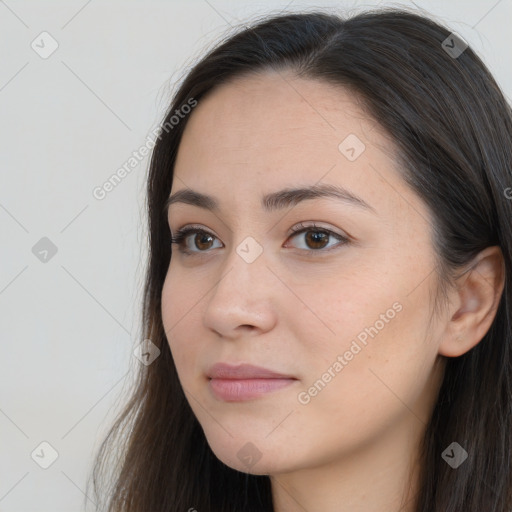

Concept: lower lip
[[208, 378, 296, 401]]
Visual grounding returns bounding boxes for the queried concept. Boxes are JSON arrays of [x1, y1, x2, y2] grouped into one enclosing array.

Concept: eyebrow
[[164, 183, 376, 215]]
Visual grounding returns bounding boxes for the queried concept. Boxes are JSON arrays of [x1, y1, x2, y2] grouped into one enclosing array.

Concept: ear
[[438, 246, 505, 358]]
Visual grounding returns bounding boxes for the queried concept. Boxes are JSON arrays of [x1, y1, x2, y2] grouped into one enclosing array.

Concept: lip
[[207, 362, 295, 380], [206, 363, 298, 402]]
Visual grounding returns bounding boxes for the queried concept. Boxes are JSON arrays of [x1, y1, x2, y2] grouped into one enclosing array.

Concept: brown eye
[[170, 228, 223, 254], [303, 230, 330, 250], [194, 232, 215, 251], [286, 224, 349, 252]]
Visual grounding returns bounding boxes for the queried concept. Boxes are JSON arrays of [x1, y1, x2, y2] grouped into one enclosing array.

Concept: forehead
[[172, 71, 423, 222], [178, 71, 376, 161]]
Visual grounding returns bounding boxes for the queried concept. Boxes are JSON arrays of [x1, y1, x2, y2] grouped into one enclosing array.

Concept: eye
[[170, 222, 349, 256], [284, 222, 349, 252], [170, 225, 222, 254]]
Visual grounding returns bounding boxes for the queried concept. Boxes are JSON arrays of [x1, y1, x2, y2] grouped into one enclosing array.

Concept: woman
[[88, 7, 512, 511]]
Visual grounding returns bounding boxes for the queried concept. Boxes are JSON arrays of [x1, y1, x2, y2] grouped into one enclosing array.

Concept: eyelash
[[169, 222, 349, 257]]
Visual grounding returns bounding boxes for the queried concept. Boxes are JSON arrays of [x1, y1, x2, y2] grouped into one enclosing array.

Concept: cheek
[[161, 268, 204, 380], [161, 262, 204, 332], [295, 256, 433, 369], [297, 279, 438, 432], [312, 250, 436, 365]]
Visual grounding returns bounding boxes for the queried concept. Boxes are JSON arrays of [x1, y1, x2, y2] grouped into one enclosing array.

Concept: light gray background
[[1, 1, 510, 511]]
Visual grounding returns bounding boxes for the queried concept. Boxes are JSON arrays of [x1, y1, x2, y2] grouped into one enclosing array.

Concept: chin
[[205, 434, 301, 476]]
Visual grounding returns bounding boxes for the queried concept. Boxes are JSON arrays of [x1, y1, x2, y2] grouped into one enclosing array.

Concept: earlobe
[[438, 246, 505, 358]]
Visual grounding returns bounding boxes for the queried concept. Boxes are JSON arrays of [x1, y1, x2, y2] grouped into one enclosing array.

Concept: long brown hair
[[87, 7, 512, 511]]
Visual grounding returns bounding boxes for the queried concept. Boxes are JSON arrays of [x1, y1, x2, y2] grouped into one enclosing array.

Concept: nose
[[202, 240, 278, 339]]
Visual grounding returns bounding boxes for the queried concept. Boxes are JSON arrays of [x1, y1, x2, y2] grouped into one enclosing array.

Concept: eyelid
[[171, 223, 217, 239], [170, 221, 347, 240], [286, 221, 348, 239]]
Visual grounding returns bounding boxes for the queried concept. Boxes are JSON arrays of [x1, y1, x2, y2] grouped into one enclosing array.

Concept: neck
[[270, 414, 424, 512]]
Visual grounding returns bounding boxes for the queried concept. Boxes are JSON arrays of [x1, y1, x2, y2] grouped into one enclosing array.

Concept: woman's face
[[161, 71, 446, 475]]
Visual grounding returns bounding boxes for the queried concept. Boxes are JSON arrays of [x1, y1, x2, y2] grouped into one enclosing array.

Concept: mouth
[[206, 362, 298, 402], [208, 377, 297, 402]]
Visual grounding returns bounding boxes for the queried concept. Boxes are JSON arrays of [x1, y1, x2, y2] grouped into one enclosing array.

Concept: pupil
[[306, 231, 328, 249], [195, 233, 213, 250]]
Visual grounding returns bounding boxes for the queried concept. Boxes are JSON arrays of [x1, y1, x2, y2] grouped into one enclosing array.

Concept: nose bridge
[[203, 233, 277, 335], [216, 233, 268, 297]]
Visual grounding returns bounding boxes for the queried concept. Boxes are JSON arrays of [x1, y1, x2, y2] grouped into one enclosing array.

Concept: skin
[[160, 71, 505, 512]]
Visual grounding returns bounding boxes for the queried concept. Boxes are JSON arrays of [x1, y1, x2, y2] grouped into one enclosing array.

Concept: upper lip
[[207, 363, 296, 380]]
